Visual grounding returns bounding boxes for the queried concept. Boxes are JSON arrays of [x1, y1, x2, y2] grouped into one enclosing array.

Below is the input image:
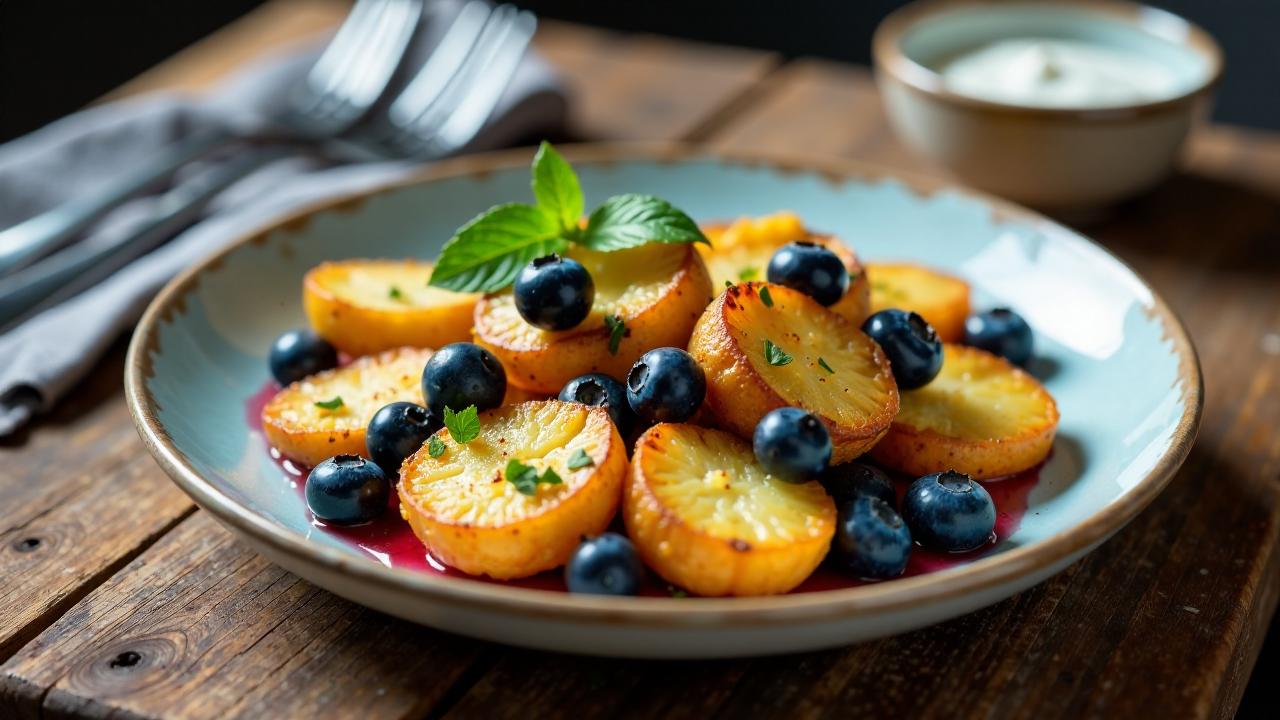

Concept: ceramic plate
[[126, 145, 1201, 658]]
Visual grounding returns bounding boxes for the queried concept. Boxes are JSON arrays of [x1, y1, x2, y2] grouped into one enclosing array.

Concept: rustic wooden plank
[[442, 61, 1280, 720], [0, 340, 197, 662], [0, 5, 781, 719], [0, 513, 486, 720]]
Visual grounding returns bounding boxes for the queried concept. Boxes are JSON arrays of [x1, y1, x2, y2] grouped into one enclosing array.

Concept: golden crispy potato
[[625, 423, 835, 596], [473, 243, 713, 394], [304, 259, 480, 356], [700, 212, 871, 326], [689, 283, 899, 464], [867, 263, 971, 342], [398, 400, 627, 579], [871, 344, 1059, 479], [261, 347, 429, 466]]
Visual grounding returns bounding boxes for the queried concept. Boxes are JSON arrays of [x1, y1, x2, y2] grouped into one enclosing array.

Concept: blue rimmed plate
[[125, 144, 1200, 658]]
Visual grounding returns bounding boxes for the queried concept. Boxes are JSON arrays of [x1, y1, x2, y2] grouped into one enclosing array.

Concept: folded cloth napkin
[[0, 0, 567, 436]]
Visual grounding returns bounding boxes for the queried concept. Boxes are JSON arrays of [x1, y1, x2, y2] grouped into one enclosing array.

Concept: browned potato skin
[[397, 403, 628, 579], [303, 260, 477, 356], [473, 246, 714, 394], [688, 283, 899, 464], [624, 424, 836, 596], [870, 347, 1059, 479]]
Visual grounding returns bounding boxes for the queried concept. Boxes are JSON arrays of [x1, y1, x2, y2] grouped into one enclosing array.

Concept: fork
[[0, 1, 537, 326], [0, 0, 424, 278]]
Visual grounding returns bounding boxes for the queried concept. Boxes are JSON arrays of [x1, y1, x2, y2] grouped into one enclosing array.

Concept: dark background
[[1, 0, 1278, 142], [0, 0, 1277, 714]]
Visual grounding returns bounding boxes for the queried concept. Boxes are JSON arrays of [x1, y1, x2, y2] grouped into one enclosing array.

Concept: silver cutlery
[[0, 1, 537, 326], [0, 0, 424, 278]]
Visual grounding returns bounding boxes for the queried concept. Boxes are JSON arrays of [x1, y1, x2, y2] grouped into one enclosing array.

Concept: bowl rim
[[872, 0, 1224, 120], [125, 142, 1203, 626]]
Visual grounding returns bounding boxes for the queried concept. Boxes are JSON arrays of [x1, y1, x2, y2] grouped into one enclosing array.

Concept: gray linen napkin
[[0, 1, 566, 436]]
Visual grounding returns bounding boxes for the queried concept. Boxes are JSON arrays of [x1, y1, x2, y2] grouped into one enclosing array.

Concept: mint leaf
[[388, 285, 404, 300], [759, 285, 774, 308], [531, 142, 584, 233], [505, 459, 563, 496], [314, 396, 343, 410], [579, 194, 708, 251], [763, 339, 793, 366], [818, 357, 835, 374], [737, 267, 759, 281], [427, 435, 446, 458], [443, 405, 481, 443], [429, 204, 567, 293], [724, 280, 733, 288], [567, 448, 594, 470], [604, 315, 626, 355]]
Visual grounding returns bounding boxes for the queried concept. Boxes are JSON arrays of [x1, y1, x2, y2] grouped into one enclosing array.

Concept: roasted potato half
[[689, 283, 899, 464], [261, 347, 429, 466], [871, 344, 1059, 479], [304, 259, 480, 356], [473, 243, 713, 394], [867, 262, 971, 342], [625, 423, 836, 596], [700, 212, 872, 326], [398, 400, 627, 579]]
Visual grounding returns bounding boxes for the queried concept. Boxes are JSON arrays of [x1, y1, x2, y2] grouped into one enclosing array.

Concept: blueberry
[[821, 462, 897, 509], [565, 532, 644, 595], [559, 373, 636, 435], [834, 496, 912, 579], [513, 254, 595, 331], [366, 402, 441, 476], [901, 470, 996, 552], [766, 242, 849, 306], [268, 329, 338, 386], [752, 407, 832, 482], [305, 454, 389, 525], [626, 348, 705, 424], [964, 308, 1034, 366], [421, 342, 507, 417], [861, 309, 943, 390]]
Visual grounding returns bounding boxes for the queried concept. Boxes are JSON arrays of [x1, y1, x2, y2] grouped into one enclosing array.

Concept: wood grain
[[0, 513, 484, 720], [2, 1, 1279, 718]]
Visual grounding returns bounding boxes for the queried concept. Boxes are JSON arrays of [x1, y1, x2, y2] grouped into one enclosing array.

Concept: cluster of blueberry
[[264, 239, 1038, 596]]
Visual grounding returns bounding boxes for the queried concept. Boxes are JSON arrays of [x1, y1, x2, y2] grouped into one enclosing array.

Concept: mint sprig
[[427, 435, 446, 458], [428, 142, 707, 293], [443, 405, 481, 444]]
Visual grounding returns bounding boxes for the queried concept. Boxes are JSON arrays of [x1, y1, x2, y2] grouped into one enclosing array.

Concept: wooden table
[[3, 1, 1279, 717]]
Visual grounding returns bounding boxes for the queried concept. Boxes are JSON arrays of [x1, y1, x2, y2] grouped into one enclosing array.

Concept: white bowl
[[873, 0, 1222, 212]]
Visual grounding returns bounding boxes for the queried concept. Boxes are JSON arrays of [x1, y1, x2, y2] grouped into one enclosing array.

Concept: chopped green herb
[[567, 448, 594, 470], [505, 459, 563, 496], [758, 285, 774, 308], [443, 405, 481, 444], [604, 315, 626, 355], [388, 285, 404, 300], [849, 269, 861, 283], [724, 280, 734, 288], [427, 435, 446, 458], [667, 586, 688, 598], [763, 339, 793, 366], [737, 266, 759, 281], [314, 396, 344, 410], [818, 357, 835, 374]]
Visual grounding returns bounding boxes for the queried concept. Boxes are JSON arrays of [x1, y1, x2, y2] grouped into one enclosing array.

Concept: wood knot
[[12, 537, 41, 552], [71, 634, 185, 694]]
